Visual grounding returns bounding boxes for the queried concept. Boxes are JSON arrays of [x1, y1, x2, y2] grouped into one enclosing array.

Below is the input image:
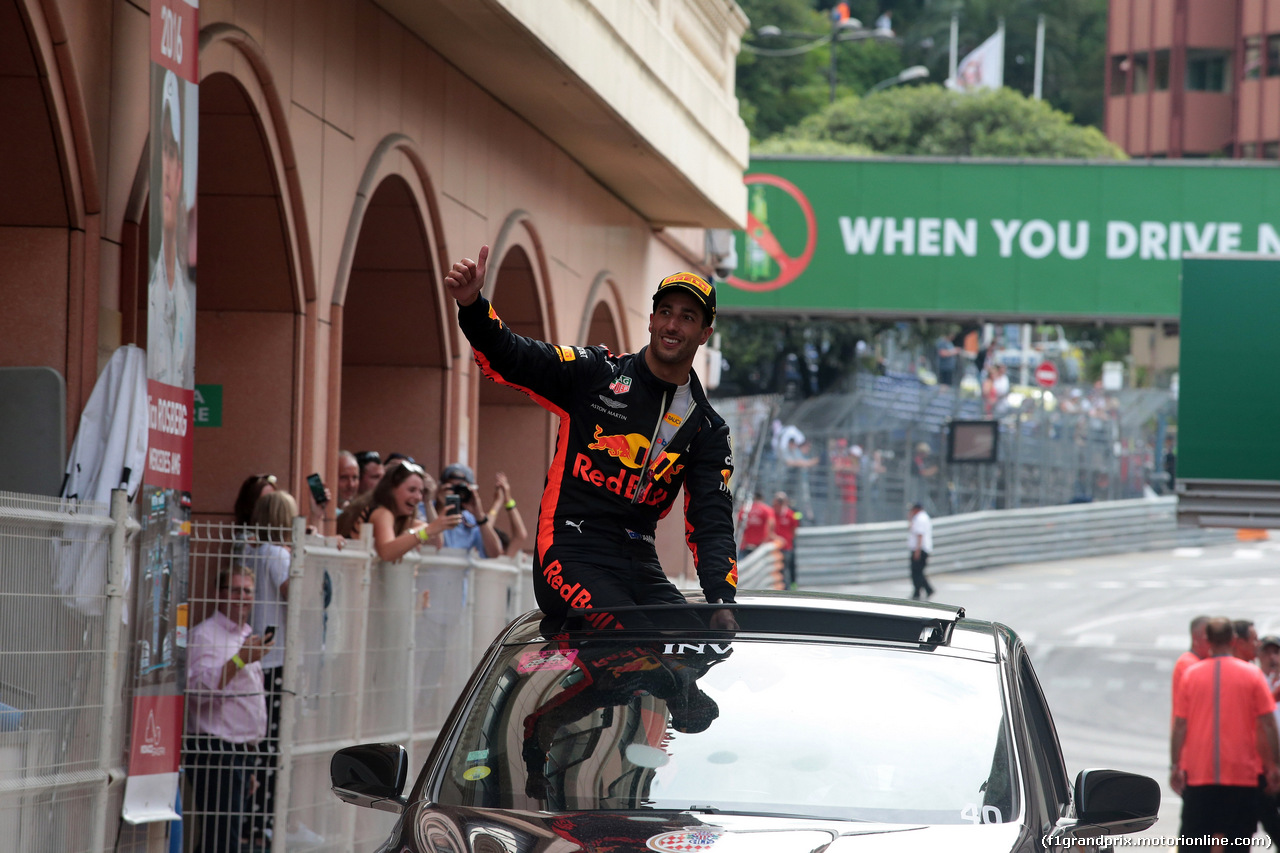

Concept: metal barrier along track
[[796, 497, 1236, 586]]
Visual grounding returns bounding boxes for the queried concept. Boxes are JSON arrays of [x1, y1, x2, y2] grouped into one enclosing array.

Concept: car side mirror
[[331, 743, 409, 814], [1073, 768, 1160, 834]]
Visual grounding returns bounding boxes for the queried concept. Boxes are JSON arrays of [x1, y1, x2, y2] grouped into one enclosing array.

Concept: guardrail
[[796, 496, 1236, 586], [735, 541, 783, 591]]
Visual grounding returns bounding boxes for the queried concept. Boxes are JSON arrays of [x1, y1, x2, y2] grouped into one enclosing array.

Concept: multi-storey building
[[1106, 0, 1280, 158]]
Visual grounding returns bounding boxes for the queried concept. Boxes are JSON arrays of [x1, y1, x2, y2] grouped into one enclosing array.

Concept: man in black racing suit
[[444, 246, 737, 631]]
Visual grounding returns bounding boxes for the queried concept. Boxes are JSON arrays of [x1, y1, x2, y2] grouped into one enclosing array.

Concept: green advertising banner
[[726, 157, 1280, 320]]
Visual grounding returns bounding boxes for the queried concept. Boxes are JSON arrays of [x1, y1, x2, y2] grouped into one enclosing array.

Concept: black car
[[332, 591, 1159, 852]]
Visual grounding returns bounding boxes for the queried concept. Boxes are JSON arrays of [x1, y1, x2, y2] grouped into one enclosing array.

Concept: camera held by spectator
[[447, 481, 474, 505]]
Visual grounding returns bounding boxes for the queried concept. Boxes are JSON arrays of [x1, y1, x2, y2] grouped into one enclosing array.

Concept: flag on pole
[[947, 27, 1004, 92]]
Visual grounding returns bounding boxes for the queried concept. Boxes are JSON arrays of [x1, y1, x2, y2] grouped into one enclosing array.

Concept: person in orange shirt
[[736, 491, 775, 560], [1172, 615, 1211, 700], [1171, 616, 1280, 851], [1235, 619, 1261, 662]]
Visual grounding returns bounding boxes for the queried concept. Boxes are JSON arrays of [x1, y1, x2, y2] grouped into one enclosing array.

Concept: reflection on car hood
[[413, 806, 1024, 852]]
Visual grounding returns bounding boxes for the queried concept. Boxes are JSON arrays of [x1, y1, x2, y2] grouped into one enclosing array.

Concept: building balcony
[[374, 0, 751, 229]]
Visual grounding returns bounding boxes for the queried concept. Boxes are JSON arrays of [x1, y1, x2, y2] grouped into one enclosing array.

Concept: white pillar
[[948, 13, 958, 86], [1033, 14, 1045, 100]]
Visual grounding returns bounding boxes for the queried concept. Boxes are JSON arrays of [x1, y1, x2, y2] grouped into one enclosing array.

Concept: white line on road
[[1076, 633, 1116, 647], [1062, 599, 1280, 636]]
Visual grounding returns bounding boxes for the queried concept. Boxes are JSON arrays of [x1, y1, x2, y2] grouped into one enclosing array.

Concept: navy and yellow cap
[[652, 271, 716, 325]]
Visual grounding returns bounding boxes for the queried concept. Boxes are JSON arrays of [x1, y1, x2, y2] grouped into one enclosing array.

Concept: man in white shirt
[[907, 502, 934, 600]]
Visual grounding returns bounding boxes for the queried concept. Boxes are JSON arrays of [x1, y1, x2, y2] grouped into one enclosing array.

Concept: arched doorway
[[190, 72, 302, 521], [0, 0, 83, 494], [579, 273, 627, 355], [338, 175, 448, 473], [477, 245, 554, 528]]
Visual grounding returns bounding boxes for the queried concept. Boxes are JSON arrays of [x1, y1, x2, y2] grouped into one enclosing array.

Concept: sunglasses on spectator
[[390, 461, 425, 480]]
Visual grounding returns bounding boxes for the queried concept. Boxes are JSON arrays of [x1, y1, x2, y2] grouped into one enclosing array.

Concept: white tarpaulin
[[54, 344, 148, 616]]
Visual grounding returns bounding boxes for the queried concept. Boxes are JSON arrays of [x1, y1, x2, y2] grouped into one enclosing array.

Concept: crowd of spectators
[[185, 453, 531, 848]]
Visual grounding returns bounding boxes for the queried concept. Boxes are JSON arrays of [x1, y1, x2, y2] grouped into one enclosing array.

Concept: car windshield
[[433, 636, 1017, 825]]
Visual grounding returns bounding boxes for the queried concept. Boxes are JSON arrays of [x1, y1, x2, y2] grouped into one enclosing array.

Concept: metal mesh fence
[[718, 373, 1175, 529], [180, 520, 532, 852], [0, 490, 143, 852], [183, 520, 281, 853]]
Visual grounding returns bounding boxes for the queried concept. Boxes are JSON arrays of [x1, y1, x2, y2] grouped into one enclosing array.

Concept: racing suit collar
[[635, 345, 706, 400]]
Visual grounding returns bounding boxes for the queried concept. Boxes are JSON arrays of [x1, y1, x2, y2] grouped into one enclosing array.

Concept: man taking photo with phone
[[434, 463, 502, 558]]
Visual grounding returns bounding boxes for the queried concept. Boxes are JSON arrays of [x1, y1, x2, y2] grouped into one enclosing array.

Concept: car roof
[[497, 589, 1008, 660]]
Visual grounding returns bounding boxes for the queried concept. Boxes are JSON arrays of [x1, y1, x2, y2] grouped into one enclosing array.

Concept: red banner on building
[[127, 0, 198, 825], [150, 0, 199, 83], [127, 694, 185, 777], [146, 380, 194, 492]]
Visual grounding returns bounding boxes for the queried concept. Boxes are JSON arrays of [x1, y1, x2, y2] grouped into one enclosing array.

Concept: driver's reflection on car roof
[[521, 639, 731, 803]]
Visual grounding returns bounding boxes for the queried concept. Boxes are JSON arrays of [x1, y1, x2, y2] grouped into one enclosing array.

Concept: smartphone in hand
[[444, 494, 462, 516], [263, 625, 277, 643], [307, 472, 328, 506]]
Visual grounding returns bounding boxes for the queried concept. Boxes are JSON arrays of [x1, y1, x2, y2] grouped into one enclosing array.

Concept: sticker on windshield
[[960, 803, 1004, 824], [647, 829, 722, 851], [518, 649, 579, 673], [462, 766, 491, 782]]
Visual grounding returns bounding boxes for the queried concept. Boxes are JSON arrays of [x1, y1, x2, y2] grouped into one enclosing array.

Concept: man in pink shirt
[[185, 565, 273, 852], [1171, 616, 1280, 851]]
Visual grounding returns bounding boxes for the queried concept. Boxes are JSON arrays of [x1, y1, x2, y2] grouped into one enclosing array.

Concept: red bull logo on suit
[[577, 425, 675, 505], [587, 424, 649, 469]]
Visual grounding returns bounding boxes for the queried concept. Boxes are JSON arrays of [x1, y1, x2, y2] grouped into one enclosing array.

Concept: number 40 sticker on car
[[961, 803, 1004, 824]]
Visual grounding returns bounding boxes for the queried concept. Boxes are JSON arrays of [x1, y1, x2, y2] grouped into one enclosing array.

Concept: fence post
[[92, 489, 131, 853], [403, 557, 419, 772], [270, 515, 307, 853], [352, 528, 374, 741]]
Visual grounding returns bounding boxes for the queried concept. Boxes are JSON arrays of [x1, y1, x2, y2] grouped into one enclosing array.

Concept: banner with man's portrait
[[126, 0, 198, 825]]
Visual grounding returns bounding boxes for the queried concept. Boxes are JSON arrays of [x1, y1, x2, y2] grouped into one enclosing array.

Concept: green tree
[[737, 0, 909, 139], [736, 0, 834, 140], [780, 84, 1124, 158]]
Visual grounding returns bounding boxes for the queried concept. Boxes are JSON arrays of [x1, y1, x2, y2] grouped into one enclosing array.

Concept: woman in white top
[[244, 489, 297, 839]]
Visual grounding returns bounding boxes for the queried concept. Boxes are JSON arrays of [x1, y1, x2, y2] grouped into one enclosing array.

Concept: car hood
[[411, 806, 1025, 852]]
